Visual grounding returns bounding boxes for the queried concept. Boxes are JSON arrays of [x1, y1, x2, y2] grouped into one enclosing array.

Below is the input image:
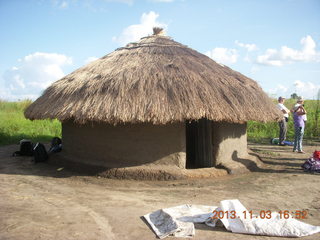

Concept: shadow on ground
[[232, 143, 319, 175], [0, 144, 103, 178]]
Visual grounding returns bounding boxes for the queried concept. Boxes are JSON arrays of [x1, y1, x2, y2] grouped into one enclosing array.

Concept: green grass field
[[0, 99, 319, 146], [0, 100, 61, 146]]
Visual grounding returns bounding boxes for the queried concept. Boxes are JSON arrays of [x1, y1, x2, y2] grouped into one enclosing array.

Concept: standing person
[[292, 97, 307, 153], [294, 97, 307, 124], [277, 96, 290, 146]]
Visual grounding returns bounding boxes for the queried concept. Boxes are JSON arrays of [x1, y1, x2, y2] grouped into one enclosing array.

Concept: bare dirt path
[[0, 143, 320, 240]]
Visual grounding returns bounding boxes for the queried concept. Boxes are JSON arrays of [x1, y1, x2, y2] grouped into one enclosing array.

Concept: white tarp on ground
[[143, 199, 320, 239], [143, 204, 217, 238]]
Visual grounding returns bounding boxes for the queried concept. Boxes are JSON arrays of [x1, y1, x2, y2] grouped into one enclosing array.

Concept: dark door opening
[[186, 118, 214, 169]]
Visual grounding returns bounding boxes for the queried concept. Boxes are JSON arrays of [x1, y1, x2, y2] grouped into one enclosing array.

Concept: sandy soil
[[0, 143, 320, 240]]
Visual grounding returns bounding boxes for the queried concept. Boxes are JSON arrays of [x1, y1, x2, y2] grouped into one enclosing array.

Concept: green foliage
[[290, 93, 298, 99], [0, 100, 61, 146], [248, 99, 320, 142]]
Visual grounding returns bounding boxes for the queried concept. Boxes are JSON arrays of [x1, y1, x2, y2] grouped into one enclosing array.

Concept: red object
[[313, 150, 320, 160]]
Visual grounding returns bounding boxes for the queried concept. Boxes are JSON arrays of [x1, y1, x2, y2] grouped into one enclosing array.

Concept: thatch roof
[[25, 29, 282, 124]]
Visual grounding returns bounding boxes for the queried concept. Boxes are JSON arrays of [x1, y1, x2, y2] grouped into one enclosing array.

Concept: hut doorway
[[186, 118, 214, 168]]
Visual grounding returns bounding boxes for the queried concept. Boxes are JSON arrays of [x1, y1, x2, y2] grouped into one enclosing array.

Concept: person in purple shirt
[[292, 99, 307, 153]]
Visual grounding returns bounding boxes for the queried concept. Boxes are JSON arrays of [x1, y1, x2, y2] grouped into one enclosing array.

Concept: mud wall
[[212, 122, 248, 166], [62, 121, 186, 168]]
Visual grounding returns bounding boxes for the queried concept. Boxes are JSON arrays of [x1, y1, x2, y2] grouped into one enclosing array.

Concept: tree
[[291, 93, 298, 99]]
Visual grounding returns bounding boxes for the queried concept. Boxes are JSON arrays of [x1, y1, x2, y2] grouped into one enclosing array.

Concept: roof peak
[[153, 27, 165, 36]]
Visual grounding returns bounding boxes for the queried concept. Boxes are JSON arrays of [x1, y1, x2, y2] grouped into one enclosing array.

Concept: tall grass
[[0, 100, 61, 146], [248, 99, 320, 142]]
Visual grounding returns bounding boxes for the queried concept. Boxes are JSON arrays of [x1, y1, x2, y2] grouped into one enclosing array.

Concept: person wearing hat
[[291, 97, 307, 153], [292, 97, 307, 121], [277, 96, 290, 146]]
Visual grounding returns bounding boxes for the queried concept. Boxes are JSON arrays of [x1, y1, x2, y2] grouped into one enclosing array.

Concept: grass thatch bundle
[[25, 30, 282, 124]]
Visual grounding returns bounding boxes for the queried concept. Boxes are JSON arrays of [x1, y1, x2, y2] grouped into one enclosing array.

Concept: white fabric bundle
[[144, 199, 320, 238]]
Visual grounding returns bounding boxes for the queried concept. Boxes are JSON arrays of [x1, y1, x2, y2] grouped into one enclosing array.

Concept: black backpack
[[33, 143, 49, 163], [49, 137, 62, 153], [13, 139, 34, 156]]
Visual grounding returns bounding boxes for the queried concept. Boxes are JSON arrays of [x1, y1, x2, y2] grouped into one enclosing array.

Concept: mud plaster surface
[[0, 143, 320, 240]]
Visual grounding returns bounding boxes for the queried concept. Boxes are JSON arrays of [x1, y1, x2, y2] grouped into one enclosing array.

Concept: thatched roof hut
[[25, 28, 281, 179], [25, 29, 280, 124]]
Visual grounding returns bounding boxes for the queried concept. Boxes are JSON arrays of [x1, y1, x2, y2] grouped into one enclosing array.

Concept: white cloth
[[277, 103, 289, 118], [144, 199, 320, 238], [144, 205, 216, 238], [207, 199, 320, 237]]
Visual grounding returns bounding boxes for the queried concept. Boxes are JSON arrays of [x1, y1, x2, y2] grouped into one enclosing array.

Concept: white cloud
[[268, 80, 320, 99], [235, 40, 258, 52], [60, 1, 68, 9], [293, 80, 320, 99], [205, 48, 238, 65], [268, 84, 289, 97], [256, 35, 320, 66], [1, 52, 72, 101], [112, 11, 167, 46], [85, 56, 99, 64], [52, 0, 69, 9]]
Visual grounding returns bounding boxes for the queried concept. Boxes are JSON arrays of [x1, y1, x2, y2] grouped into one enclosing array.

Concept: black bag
[[49, 137, 62, 153], [51, 137, 62, 147], [13, 139, 34, 156], [33, 143, 48, 163]]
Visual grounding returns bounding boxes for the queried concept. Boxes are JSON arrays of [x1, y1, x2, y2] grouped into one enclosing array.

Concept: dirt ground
[[1, 142, 320, 240]]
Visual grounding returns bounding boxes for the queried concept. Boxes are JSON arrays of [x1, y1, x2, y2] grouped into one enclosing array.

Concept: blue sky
[[0, 0, 319, 100]]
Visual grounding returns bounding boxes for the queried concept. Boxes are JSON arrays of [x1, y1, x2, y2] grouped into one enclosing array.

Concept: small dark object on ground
[[12, 139, 34, 157], [33, 143, 49, 163], [270, 138, 293, 146], [49, 137, 62, 154], [301, 151, 320, 173]]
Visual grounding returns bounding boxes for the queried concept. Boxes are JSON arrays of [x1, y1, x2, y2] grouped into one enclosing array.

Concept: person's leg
[[279, 120, 285, 144], [283, 120, 287, 142], [293, 127, 299, 151], [298, 127, 304, 152], [279, 121, 282, 142]]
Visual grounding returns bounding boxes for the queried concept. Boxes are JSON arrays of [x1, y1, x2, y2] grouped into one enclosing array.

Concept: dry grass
[[25, 33, 282, 124]]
